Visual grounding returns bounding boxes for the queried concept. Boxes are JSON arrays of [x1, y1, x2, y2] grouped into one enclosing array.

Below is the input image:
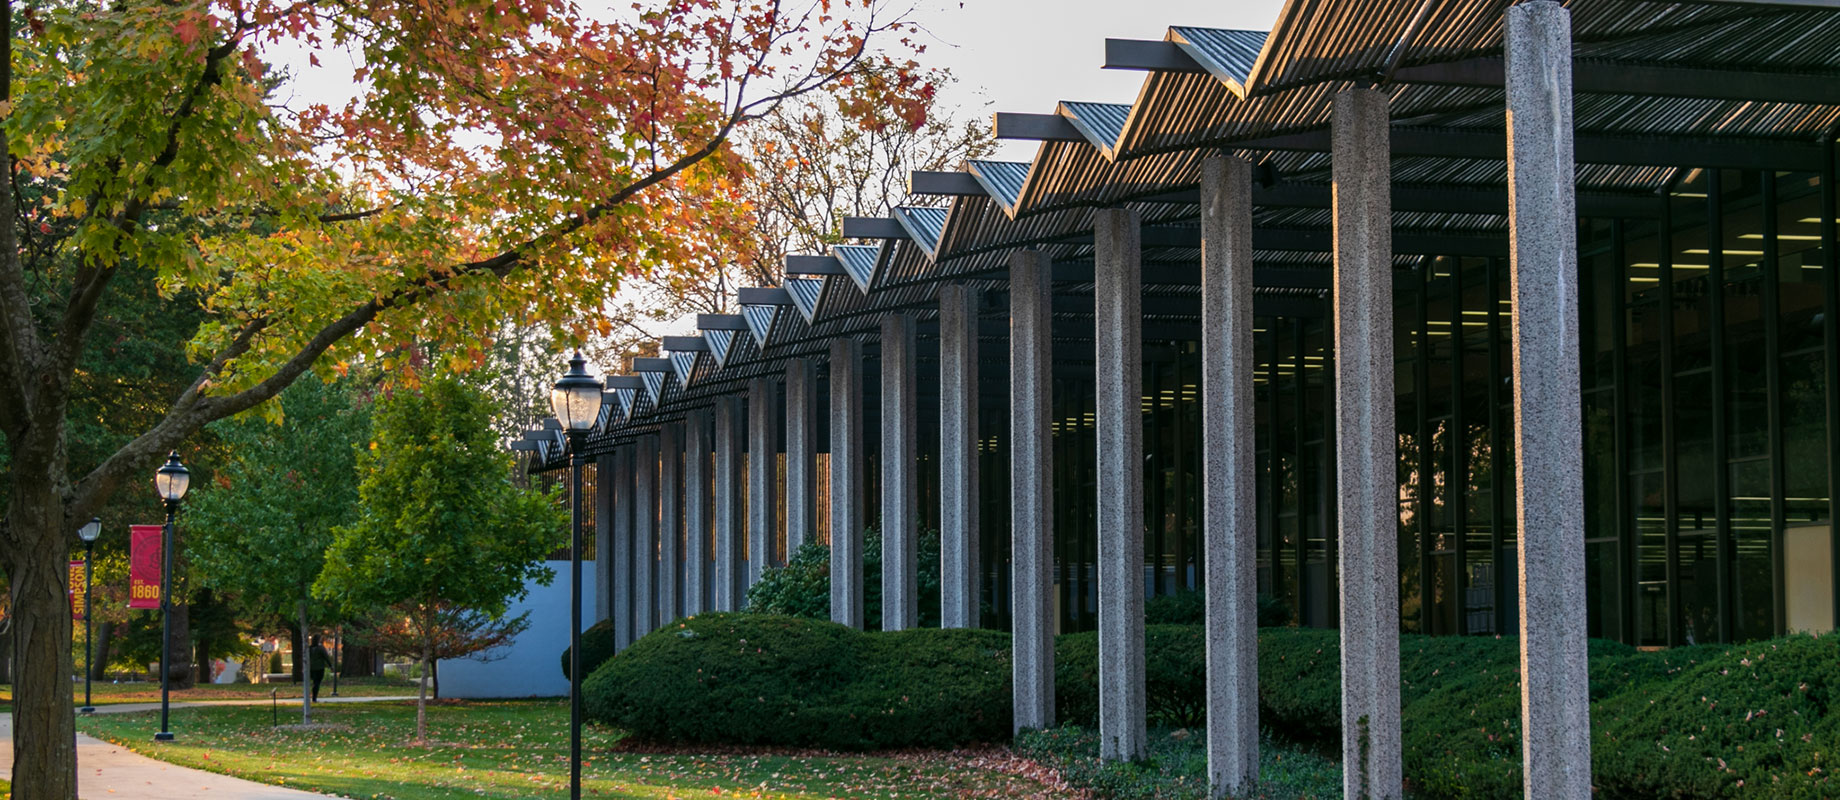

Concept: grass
[[74, 699, 1075, 799], [2, 675, 419, 706]]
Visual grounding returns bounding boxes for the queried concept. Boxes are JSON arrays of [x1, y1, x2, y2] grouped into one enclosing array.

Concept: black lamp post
[[153, 452, 190, 742], [551, 352, 602, 800], [77, 516, 101, 714]]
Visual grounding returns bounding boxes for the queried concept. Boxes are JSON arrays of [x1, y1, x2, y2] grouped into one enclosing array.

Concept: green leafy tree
[[185, 374, 369, 723], [314, 376, 564, 742], [0, 0, 927, 789]]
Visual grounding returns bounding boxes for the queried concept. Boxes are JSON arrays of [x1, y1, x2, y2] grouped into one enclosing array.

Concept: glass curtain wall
[[999, 158, 1836, 643]]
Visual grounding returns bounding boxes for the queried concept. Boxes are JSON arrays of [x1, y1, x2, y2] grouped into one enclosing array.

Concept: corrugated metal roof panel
[[892, 206, 949, 257], [669, 351, 698, 386], [1060, 102, 1133, 153], [705, 329, 736, 368], [742, 304, 777, 348], [786, 277, 824, 322], [968, 160, 1030, 212], [1170, 27, 1266, 94], [833, 244, 880, 292]]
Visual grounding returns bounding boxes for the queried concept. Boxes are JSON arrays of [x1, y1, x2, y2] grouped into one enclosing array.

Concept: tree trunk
[[0, 620, 14, 685], [90, 619, 113, 681], [5, 483, 79, 798], [415, 638, 431, 744], [338, 641, 375, 677], [283, 617, 303, 683], [430, 657, 439, 700], [298, 597, 311, 724]]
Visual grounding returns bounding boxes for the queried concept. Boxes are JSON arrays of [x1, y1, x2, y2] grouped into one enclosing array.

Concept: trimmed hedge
[[559, 618, 617, 681], [582, 612, 1011, 750], [1592, 634, 1840, 799], [583, 610, 1840, 799]]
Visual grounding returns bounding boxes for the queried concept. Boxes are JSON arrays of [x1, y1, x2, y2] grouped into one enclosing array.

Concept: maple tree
[[0, 0, 931, 792]]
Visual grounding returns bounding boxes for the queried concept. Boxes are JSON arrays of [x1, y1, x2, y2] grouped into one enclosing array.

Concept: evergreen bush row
[[583, 612, 1840, 798]]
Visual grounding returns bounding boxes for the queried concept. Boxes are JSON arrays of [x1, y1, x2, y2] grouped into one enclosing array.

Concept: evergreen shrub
[[581, 612, 1011, 749], [559, 618, 618, 680]]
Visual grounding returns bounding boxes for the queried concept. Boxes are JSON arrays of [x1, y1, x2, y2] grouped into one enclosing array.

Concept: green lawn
[[74, 700, 1073, 799], [2, 675, 418, 706]]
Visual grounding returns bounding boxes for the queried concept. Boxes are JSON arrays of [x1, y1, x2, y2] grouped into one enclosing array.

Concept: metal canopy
[[524, 0, 1840, 469]]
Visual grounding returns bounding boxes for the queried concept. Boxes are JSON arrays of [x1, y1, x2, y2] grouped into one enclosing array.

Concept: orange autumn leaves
[[15, 0, 932, 389]]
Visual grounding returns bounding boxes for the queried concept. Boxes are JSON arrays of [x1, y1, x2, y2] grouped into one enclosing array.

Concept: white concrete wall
[[438, 560, 597, 699]]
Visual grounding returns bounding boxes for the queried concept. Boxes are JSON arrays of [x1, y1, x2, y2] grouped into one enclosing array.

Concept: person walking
[[308, 635, 332, 702]]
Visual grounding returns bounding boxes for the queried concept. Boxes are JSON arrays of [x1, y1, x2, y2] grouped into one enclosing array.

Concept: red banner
[[68, 560, 86, 621], [129, 524, 163, 610]]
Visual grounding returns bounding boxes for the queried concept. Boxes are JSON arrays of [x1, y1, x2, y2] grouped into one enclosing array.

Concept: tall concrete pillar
[[1332, 86, 1401, 800], [714, 396, 746, 611], [594, 454, 614, 625], [633, 435, 657, 639], [830, 337, 867, 628], [659, 422, 683, 624], [940, 283, 982, 629], [611, 446, 635, 650], [1095, 207, 1147, 762], [1201, 155, 1259, 796], [685, 410, 711, 616], [1010, 250, 1055, 733], [785, 359, 817, 555], [1506, 3, 1592, 797], [747, 378, 778, 586], [880, 312, 919, 631]]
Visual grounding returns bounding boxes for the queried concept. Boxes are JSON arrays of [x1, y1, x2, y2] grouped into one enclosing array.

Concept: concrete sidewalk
[[0, 696, 415, 799]]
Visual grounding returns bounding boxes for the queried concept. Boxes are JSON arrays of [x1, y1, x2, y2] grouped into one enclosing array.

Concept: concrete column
[[1010, 250, 1055, 733], [940, 284, 982, 629], [1201, 155, 1259, 796], [1332, 86, 1401, 800], [611, 446, 634, 650], [685, 410, 711, 616], [1095, 207, 1146, 762], [880, 312, 919, 631], [747, 378, 778, 586], [714, 396, 746, 611], [659, 422, 683, 624], [1506, 3, 1592, 797], [829, 337, 867, 628], [785, 359, 818, 555], [594, 454, 614, 625], [633, 435, 657, 639]]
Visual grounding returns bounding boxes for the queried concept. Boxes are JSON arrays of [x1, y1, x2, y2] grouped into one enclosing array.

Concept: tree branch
[[49, 32, 247, 422], [67, 7, 896, 520], [0, 0, 39, 429]]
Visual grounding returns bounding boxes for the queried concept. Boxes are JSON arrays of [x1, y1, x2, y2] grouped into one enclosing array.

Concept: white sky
[[911, 0, 1286, 160]]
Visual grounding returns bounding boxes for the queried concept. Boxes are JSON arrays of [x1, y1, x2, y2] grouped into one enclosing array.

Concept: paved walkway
[[0, 696, 417, 799]]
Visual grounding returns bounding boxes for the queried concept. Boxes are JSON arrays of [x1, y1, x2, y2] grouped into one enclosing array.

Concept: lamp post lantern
[[153, 452, 190, 742], [551, 352, 602, 800], [76, 516, 101, 714]]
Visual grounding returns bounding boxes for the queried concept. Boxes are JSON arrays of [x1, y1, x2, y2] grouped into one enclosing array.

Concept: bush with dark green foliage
[[1591, 634, 1840, 799], [1056, 625, 1210, 729], [744, 527, 944, 629], [1144, 590, 1294, 628], [559, 618, 617, 680], [1017, 724, 1342, 800], [582, 612, 1011, 750], [584, 607, 1839, 799]]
